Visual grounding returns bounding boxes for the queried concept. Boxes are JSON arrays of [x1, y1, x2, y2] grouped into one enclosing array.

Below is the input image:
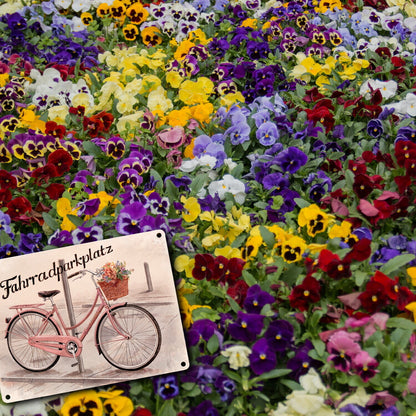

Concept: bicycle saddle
[[38, 290, 61, 299]]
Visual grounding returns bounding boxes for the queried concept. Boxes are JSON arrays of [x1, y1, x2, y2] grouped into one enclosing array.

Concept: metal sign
[[0, 230, 189, 403]]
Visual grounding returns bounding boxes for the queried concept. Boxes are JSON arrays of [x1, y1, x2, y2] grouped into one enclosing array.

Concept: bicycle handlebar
[[67, 269, 97, 279]]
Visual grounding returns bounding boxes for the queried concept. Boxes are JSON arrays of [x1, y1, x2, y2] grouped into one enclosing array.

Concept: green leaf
[[207, 334, 220, 354], [242, 270, 257, 286], [190, 173, 208, 194], [387, 317, 416, 331], [158, 400, 176, 416], [0, 230, 13, 246], [259, 225, 275, 249], [42, 212, 59, 231], [294, 198, 310, 208], [377, 360, 395, 379], [66, 214, 84, 227], [380, 254, 416, 275], [82, 141, 102, 157], [251, 368, 292, 384]]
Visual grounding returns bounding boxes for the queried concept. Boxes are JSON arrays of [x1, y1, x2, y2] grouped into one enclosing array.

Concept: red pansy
[[192, 253, 215, 280], [48, 149, 73, 175], [46, 183, 65, 200], [0, 169, 17, 189], [289, 276, 321, 312], [7, 196, 32, 220]]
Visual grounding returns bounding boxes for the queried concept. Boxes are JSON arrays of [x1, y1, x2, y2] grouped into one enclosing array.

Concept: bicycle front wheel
[[96, 305, 161, 371], [7, 311, 61, 372]]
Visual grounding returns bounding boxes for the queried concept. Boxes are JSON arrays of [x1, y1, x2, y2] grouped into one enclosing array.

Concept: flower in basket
[[96, 261, 133, 283], [96, 261, 133, 301]]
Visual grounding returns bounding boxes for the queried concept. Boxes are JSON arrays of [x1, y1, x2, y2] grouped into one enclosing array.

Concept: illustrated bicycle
[[4, 269, 161, 372]]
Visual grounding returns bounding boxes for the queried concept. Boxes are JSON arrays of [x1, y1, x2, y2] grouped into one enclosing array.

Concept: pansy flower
[[249, 338, 277, 375], [153, 375, 180, 400], [298, 204, 333, 237], [227, 311, 264, 342], [289, 276, 321, 311], [264, 319, 294, 353]]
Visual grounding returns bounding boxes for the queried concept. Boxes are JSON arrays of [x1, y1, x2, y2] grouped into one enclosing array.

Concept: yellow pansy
[[307, 243, 328, 254], [181, 196, 201, 222], [147, 86, 173, 113], [184, 139, 195, 159], [290, 64, 311, 83], [90, 191, 120, 213], [199, 210, 225, 231], [166, 70, 183, 88], [220, 92, 245, 108], [241, 18, 257, 28], [47, 105, 69, 125], [116, 111, 144, 134], [328, 221, 352, 240], [178, 288, 211, 329], [167, 108, 192, 127], [316, 75, 330, 90], [56, 198, 79, 232], [174, 255, 195, 278], [0, 73, 9, 87], [19, 108, 45, 132], [174, 39, 196, 61], [242, 234, 263, 261], [298, 204, 334, 237], [140, 74, 162, 94], [281, 236, 307, 263], [202, 233, 223, 249], [105, 396, 133, 416], [190, 103, 214, 124], [179, 77, 214, 105], [214, 245, 243, 259], [61, 390, 102, 416], [405, 302, 416, 323], [321, 56, 337, 75], [188, 29, 209, 45], [407, 267, 416, 286], [301, 56, 323, 76]]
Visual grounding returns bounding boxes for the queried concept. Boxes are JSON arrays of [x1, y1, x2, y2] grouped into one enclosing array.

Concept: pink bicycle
[[5, 269, 161, 372]]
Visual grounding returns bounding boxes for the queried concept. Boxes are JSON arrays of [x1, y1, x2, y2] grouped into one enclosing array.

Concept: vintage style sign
[[0, 230, 189, 403]]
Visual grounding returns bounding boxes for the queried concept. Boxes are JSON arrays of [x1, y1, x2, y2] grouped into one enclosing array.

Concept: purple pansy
[[250, 338, 277, 375], [227, 311, 264, 342], [153, 374, 180, 400], [72, 225, 103, 244], [18, 233, 43, 254], [264, 320, 294, 352], [243, 284, 275, 313], [274, 146, 308, 174], [116, 202, 147, 235]]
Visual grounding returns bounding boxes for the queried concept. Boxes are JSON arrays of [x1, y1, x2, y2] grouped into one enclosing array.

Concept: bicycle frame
[[6, 271, 128, 359]]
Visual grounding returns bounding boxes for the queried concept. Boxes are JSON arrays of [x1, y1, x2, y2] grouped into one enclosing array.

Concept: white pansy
[[286, 391, 325, 415], [11, 399, 48, 416], [54, 0, 72, 9], [221, 345, 251, 370], [299, 368, 326, 394], [72, 0, 92, 12], [405, 93, 416, 116], [179, 155, 217, 173], [71, 16, 87, 31], [223, 158, 238, 172], [208, 174, 246, 204], [359, 79, 398, 100]]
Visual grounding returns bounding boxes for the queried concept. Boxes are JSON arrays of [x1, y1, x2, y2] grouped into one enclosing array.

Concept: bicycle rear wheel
[[7, 311, 61, 372], [96, 304, 161, 371]]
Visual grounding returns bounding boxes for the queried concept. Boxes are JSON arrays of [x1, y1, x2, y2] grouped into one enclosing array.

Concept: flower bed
[[1, 0, 416, 414]]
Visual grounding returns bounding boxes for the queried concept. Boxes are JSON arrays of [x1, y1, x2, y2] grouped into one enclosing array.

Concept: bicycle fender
[[5, 309, 62, 339]]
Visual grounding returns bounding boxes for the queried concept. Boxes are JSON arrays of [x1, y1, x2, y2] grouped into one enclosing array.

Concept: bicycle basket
[[98, 278, 129, 301]]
